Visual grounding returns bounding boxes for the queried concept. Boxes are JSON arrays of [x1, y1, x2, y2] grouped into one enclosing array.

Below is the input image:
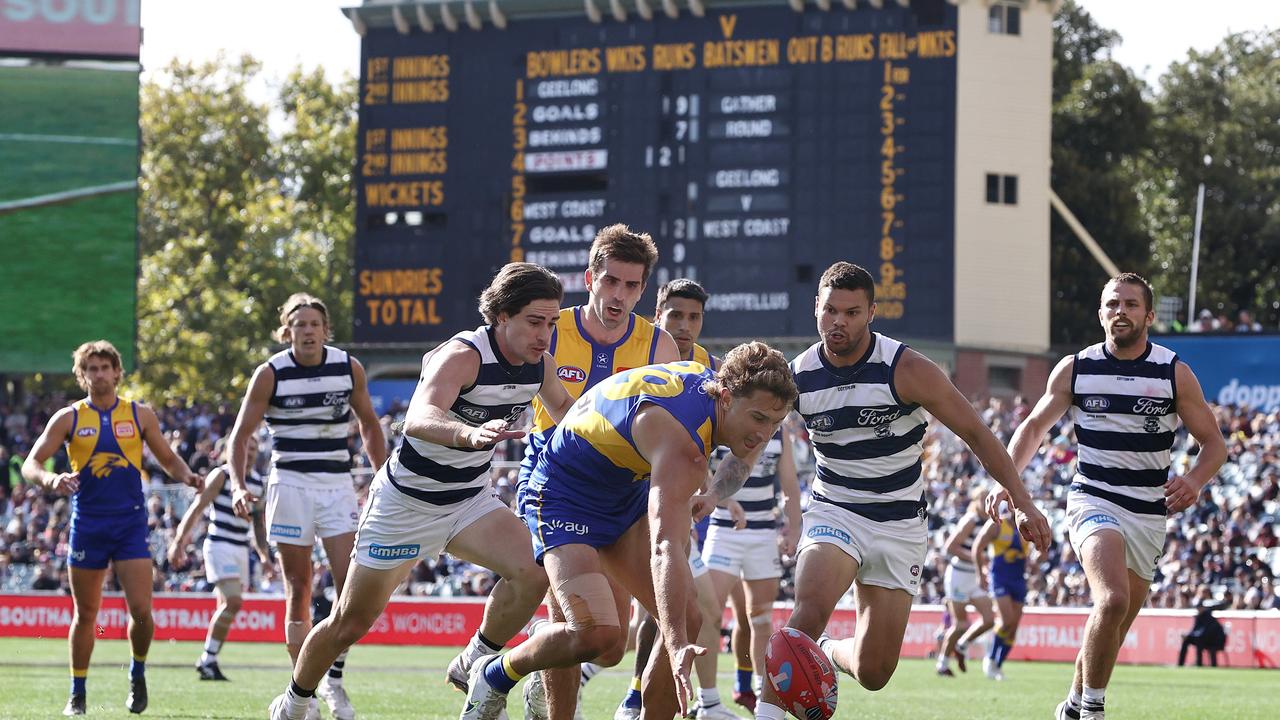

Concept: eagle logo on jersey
[[87, 453, 130, 478]]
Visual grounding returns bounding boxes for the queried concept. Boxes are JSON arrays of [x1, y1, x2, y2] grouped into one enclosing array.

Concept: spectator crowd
[[2, 388, 1277, 613]]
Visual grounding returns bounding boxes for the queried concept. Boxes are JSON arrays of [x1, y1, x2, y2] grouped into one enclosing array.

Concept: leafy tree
[[133, 56, 357, 403], [1049, 1, 1154, 347], [1141, 30, 1280, 328]]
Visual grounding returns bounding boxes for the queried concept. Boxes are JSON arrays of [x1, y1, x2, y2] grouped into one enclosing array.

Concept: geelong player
[[168, 438, 271, 681], [270, 263, 574, 720], [228, 293, 387, 720], [1000, 273, 1225, 720], [935, 497, 995, 677], [752, 262, 1051, 720], [23, 340, 203, 715], [498, 225, 678, 720], [460, 343, 798, 720]]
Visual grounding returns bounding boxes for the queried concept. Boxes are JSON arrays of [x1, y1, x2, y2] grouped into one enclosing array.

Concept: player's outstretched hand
[[462, 420, 526, 448], [231, 486, 259, 519], [181, 470, 204, 492], [670, 643, 708, 716], [1011, 498, 1052, 551], [166, 542, 185, 568], [47, 472, 80, 495], [1164, 475, 1205, 513], [984, 486, 1010, 521]]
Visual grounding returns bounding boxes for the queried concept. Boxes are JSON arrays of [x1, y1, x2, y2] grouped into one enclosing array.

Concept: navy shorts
[[991, 574, 1027, 602], [518, 475, 648, 565], [69, 511, 150, 569]]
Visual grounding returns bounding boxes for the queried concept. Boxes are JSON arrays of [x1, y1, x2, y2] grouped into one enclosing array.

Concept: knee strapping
[[555, 573, 619, 630], [285, 620, 311, 646]]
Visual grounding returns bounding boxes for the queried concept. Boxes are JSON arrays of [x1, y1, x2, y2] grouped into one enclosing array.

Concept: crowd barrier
[[1, 593, 1276, 668]]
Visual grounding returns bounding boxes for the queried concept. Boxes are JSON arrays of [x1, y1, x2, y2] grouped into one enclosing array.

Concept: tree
[[1049, 1, 1155, 347], [133, 56, 358, 403], [1141, 30, 1280, 327]]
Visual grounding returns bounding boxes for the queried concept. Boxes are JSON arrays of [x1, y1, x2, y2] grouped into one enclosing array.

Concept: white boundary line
[[0, 132, 135, 146], [0, 181, 136, 214]]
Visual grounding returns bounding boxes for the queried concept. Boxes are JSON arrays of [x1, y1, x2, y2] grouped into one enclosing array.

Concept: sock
[[465, 631, 503, 666], [752, 674, 763, 694], [735, 665, 753, 693], [130, 655, 146, 680], [1067, 689, 1083, 710], [1081, 686, 1105, 714], [936, 655, 950, 671], [286, 680, 315, 719], [204, 637, 223, 655], [327, 650, 347, 683], [623, 676, 643, 709], [200, 649, 218, 667], [987, 635, 1006, 661], [581, 661, 603, 685], [994, 629, 1015, 666], [70, 669, 87, 697], [698, 687, 721, 707], [755, 701, 786, 720], [955, 640, 968, 655], [482, 655, 521, 694]]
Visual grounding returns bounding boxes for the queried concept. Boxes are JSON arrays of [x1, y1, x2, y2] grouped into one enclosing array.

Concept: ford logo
[[557, 366, 587, 383], [1083, 396, 1110, 412]]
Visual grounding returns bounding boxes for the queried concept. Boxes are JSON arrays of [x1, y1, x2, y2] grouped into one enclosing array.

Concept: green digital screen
[[0, 64, 138, 372]]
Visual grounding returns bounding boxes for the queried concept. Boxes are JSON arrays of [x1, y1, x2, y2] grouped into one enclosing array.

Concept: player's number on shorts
[[602, 364, 688, 401]]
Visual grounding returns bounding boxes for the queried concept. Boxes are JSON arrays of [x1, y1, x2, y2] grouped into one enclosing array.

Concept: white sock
[[581, 662, 603, 684], [464, 633, 499, 665], [752, 674, 763, 694], [955, 641, 968, 655], [284, 686, 311, 720], [204, 637, 223, 655], [755, 701, 786, 720], [1067, 689, 1083, 709], [936, 656, 949, 670], [200, 650, 217, 666], [699, 688, 721, 707], [326, 650, 348, 686], [1081, 686, 1105, 712]]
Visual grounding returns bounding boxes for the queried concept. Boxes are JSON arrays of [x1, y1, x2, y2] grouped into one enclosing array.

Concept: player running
[[168, 438, 271, 681], [23, 340, 203, 716], [935, 497, 995, 677], [972, 509, 1026, 680], [228, 293, 387, 720]]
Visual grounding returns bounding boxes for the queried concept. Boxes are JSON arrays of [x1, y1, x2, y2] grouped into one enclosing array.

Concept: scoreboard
[[353, 0, 957, 344]]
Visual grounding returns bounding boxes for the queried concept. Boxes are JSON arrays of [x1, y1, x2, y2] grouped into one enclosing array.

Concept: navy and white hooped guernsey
[[791, 333, 929, 526], [1069, 341, 1179, 516], [264, 345, 354, 487], [206, 465, 263, 547], [388, 326, 543, 507], [711, 429, 784, 530]]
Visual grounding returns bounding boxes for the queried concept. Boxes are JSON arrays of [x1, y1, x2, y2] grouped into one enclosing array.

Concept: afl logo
[[458, 406, 489, 423], [76, 427, 97, 437], [807, 414, 834, 431], [1083, 396, 1110, 412], [557, 366, 586, 383]]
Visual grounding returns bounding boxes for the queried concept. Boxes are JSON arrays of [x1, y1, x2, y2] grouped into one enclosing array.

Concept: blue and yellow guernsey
[[521, 306, 662, 482], [685, 342, 720, 372], [989, 518, 1027, 593], [66, 398, 146, 517], [522, 362, 716, 555]]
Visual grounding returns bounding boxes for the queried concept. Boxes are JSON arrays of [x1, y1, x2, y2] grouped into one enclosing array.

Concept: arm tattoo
[[709, 454, 752, 501]]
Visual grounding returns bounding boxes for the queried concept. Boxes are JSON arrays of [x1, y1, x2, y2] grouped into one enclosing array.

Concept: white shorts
[[203, 537, 249, 584], [943, 562, 988, 603], [353, 473, 509, 570], [702, 526, 783, 581], [266, 479, 359, 547], [1066, 491, 1165, 582], [798, 500, 928, 595], [689, 543, 709, 578]]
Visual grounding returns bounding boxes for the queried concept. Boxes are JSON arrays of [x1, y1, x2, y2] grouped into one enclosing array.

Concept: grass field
[[0, 64, 138, 372], [1, 637, 1276, 719]]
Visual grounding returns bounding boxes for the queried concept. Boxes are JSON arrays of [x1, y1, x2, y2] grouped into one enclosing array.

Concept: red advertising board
[[0, 0, 141, 59], [1, 593, 1275, 668]]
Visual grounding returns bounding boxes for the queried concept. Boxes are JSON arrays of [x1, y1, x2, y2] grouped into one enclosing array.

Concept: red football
[[765, 628, 838, 720]]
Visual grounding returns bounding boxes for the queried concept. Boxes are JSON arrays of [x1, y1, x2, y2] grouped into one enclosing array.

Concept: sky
[[139, 0, 1275, 89]]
